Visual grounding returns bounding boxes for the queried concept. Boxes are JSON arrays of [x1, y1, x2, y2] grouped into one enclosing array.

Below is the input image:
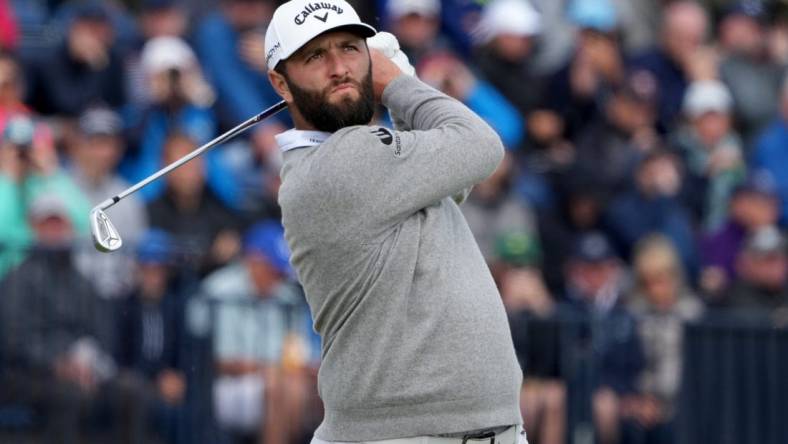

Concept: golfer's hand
[[367, 32, 415, 76], [370, 48, 404, 103]]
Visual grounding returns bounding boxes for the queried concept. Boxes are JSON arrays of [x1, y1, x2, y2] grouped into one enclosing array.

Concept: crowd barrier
[[2, 288, 787, 444]]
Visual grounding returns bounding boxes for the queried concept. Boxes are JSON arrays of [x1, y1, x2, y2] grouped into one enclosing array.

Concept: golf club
[[90, 100, 288, 253]]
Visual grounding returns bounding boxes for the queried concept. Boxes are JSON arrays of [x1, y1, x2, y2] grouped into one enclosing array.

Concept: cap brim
[[330, 23, 377, 38], [277, 23, 376, 68]]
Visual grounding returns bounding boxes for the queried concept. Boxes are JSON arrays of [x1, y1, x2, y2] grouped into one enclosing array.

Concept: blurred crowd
[[0, 0, 787, 443]]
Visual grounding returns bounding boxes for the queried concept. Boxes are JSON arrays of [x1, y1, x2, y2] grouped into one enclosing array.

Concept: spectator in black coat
[[571, 70, 661, 197], [147, 131, 242, 277], [117, 229, 187, 444], [0, 194, 149, 444], [558, 232, 645, 444], [537, 172, 612, 296], [28, 2, 126, 116]]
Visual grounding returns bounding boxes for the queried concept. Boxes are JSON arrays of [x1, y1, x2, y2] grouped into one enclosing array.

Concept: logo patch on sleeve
[[371, 127, 402, 157], [371, 127, 393, 145]]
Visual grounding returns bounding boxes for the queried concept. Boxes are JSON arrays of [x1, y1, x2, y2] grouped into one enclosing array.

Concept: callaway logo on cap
[[265, 0, 377, 71]]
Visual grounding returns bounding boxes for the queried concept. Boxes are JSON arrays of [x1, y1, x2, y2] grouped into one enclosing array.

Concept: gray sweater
[[278, 75, 523, 441]]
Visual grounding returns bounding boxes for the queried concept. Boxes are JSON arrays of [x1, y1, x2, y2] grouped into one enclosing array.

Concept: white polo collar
[[275, 129, 332, 153]]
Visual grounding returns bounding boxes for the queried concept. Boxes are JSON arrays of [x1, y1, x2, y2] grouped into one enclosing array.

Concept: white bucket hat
[[264, 0, 377, 71]]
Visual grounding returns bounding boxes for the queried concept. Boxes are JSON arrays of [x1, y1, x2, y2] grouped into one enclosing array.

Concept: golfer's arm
[[378, 75, 503, 206]]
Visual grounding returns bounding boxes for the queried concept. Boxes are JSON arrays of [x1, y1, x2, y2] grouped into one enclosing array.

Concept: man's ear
[[268, 69, 293, 103]]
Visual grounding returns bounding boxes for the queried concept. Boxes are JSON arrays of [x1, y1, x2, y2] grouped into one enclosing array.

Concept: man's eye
[[307, 52, 323, 62], [343, 45, 358, 52]]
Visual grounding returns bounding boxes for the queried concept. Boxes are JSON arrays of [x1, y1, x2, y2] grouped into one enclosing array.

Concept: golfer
[[265, 1, 525, 443]]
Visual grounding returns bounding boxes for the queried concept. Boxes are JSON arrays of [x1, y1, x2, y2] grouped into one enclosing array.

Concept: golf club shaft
[[96, 100, 288, 211]]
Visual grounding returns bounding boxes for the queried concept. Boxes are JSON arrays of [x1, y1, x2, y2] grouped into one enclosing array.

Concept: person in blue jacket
[[751, 75, 788, 226], [558, 232, 645, 444]]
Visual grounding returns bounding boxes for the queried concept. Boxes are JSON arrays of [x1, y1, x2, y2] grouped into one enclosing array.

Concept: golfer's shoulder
[[325, 124, 396, 149], [320, 124, 401, 163]]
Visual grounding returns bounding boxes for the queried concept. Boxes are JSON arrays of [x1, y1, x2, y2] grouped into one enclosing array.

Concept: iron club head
[[90, 207, 122, 252]]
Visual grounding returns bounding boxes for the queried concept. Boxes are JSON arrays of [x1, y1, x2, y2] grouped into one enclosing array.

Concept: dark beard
[[285, 65, 375, 133]]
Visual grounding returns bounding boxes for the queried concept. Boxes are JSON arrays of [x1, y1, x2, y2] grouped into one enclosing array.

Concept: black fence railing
[[2, 284, 787, 444], [509, 309, 788, 444], [679, 317, 788, 444]]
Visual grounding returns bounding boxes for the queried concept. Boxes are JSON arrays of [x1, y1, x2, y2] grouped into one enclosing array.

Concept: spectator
[[192, 221, 318, 444], [68, 106, 148, 299], [462, 153, 536, 262], [718, 1, 786, 146], [629, 1, 713, 133], [530, 0, 659, 73], [0, 193, 149, 444], [122, 35, 217, 203], [493, 230, 565, 444], [572, 69, 660, 197], [193, 0, 286, 160], [471, 0, 545, 117], [537, 172, 611, 296], [0, 53, 28, 130], [28, 1, 126, 115], [671, 79, 746, 231], [125, 0, 192, 107], [559, 232, 644, 444], [516, 107, 575, 201], [0, 114, 91, 278], [53, 0, 141, 58], [724, 225, 788, 327], [117, 229, 188, 444], [627, 234, 703, 444], [604, 149, 698, 278], [417, 51, 524, 150], [751, 74, 788, 226], [545, 0, 626, 141], [698, 170, 781, 300], [147, 131, 241, 278], [384, 0, 448, 67]]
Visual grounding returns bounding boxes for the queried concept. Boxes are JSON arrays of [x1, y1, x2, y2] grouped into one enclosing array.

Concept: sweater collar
[[275, 129, 332, 153]]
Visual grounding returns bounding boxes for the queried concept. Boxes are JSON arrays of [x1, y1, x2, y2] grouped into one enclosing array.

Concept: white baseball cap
[[141, 36, 196, 75], [472, 0, 542, 44], [683, 80, 733, 118], [265, 0, 377, 71]]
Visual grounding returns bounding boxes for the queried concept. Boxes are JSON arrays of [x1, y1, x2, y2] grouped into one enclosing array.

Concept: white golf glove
[[367, 32, 416, 77]]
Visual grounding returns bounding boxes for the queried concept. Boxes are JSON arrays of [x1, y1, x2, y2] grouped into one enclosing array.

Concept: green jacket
[[0, 171, 91, 278]]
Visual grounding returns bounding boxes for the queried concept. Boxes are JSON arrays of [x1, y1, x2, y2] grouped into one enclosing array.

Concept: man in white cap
[[264, 1, 526, 443]]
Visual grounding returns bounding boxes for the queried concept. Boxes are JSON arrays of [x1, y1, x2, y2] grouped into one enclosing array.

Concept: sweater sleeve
[[323, 75, 504, 230]]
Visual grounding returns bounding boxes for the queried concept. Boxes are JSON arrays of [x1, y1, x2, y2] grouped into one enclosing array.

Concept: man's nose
[[326, 52, 350, 78]]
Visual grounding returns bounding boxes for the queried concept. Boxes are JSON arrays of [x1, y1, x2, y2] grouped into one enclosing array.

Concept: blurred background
[[0, 0, 787, 443]]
